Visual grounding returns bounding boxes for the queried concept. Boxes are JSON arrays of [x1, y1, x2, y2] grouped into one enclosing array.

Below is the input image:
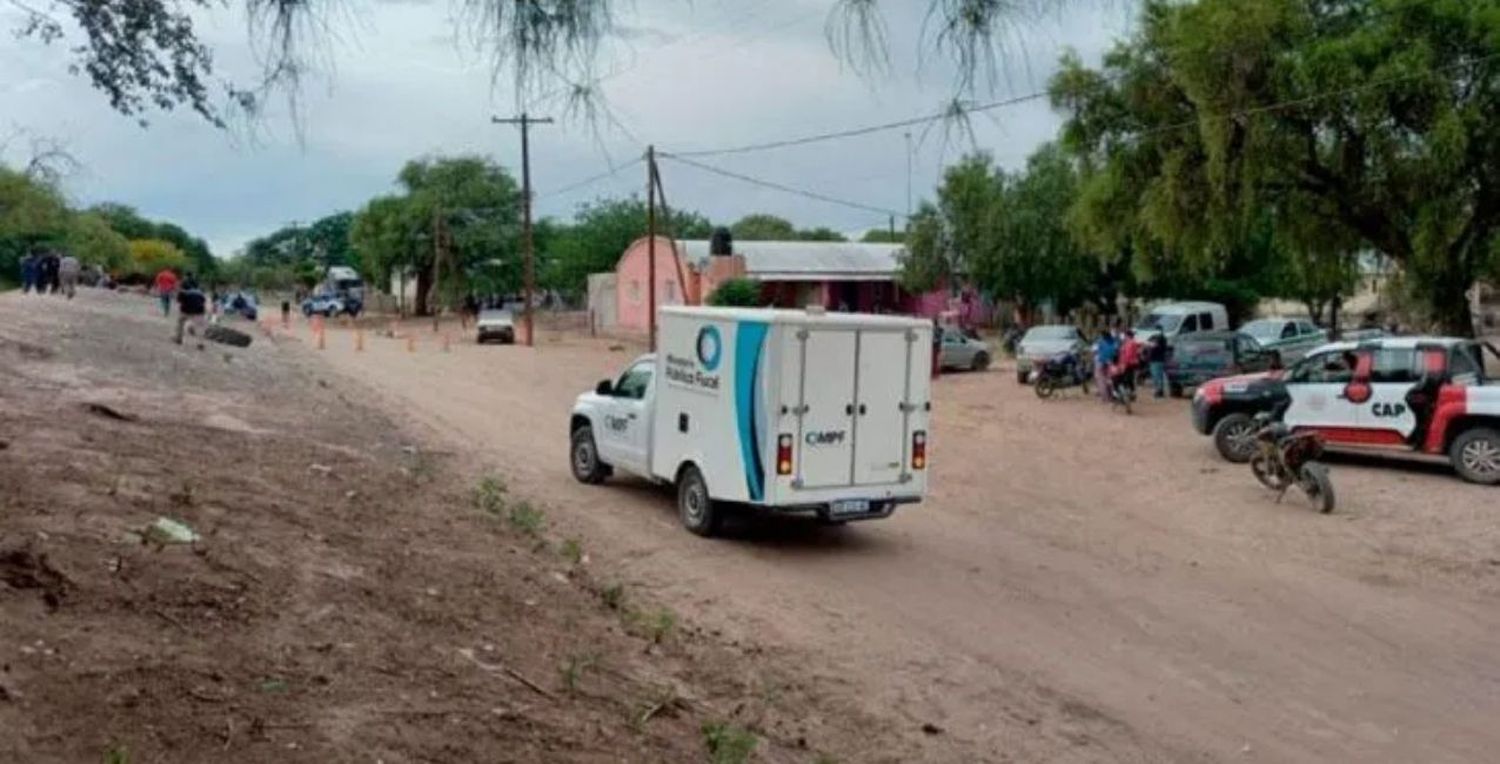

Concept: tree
[[245, 212, 356, 269], [901, 148, 1099, 319], [65, 212, 131, 272], [0, 165, 69, 285], [127, 239, 189, 278], [798, 227, 848, 242], [730, 214, 798, 242], [92, 203, 216, 278], [706, 278, 762, 307], [9, 1, 1070, 127], [545, 196, 714, 297], [861, 228, 905, 244], [1052, 0, 1500, 335]]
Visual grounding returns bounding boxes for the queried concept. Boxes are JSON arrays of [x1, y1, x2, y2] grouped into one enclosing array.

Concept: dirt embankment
[[0, 292, 911, 763]]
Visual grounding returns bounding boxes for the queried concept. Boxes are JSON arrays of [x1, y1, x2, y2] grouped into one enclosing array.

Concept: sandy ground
[[0, 291, 920, 763], [294, 311, 1500, 763]]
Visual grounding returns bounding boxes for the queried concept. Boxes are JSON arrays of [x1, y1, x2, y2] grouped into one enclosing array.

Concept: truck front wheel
[[570, 425, 610, 484], [677, 465, 722, 537]]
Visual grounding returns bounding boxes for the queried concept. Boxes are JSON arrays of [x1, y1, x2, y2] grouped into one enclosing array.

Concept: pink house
[[611, 236, 991, 332]]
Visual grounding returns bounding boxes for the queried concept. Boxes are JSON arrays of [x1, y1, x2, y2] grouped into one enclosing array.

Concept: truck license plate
[[831, 499, 871, 516]]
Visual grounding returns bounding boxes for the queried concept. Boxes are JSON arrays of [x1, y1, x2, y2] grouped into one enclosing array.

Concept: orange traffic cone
[[406, 335, 416, 353], [355, 327, 365, 352], [316, 326, 326, 351]]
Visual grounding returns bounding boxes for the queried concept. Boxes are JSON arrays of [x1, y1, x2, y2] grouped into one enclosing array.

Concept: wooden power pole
[[492, 113, 554, 347], [646, 145, 657, 352]]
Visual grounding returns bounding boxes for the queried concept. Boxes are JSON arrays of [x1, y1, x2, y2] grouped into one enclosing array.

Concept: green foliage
[[706, 277, 762, 307], [1052, 0, 1500, 334], [126, 239, 189, 278], [628, 607, 677, 644], [544, 196, 713, 297], [730, 213, 798, 241], [92, 203, 215, 278], [798, 226, 848, 242], [860, 228, 905, 244], [559, 538, 583, 564], [66, 212, 131, 271], [507, 500, 544, 536], [558, 652, 598, 693], [0, 166, 69, 281], [701, 721, 758, 764], [472, 474, 509, 516], [903, 147, 1097, 315], [350, 155, 523, 315]]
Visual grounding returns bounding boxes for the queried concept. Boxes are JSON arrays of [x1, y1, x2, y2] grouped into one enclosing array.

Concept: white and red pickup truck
[[1191, 336, 1500, 484]]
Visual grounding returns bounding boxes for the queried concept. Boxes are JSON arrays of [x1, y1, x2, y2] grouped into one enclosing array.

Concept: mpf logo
[[805, 430, 846, 447], [696, 325, 722, 371]]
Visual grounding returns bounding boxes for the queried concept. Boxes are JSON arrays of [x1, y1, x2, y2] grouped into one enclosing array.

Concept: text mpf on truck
[[569, 307, 934, 536]]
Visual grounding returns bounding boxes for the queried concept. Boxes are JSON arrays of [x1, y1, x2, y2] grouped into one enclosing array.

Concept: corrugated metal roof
[[679, 240, 904, 281]]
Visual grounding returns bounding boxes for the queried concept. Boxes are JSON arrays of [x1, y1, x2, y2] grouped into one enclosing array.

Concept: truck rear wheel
[[570, 425, 609, 484], [677, 465, 722, 537]]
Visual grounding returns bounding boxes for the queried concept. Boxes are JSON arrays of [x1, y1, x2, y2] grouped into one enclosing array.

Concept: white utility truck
[[569, 306, 934, 536]]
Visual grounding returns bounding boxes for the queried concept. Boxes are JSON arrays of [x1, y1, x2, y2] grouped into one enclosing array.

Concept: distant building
[[598, 236, 990, 333]]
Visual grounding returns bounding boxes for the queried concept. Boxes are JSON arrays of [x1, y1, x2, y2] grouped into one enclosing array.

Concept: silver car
[[1237, 318, 1328, 364], [1014, 325, 1087, 384], [939, 328, 992, 371]]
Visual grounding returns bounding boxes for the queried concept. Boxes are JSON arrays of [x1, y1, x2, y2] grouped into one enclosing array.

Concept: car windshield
[[479, 309, 513, 322], [1238, 320, 1282, 341], [1136, 313, 1182, 332], [1022, 326, 1074, 342]]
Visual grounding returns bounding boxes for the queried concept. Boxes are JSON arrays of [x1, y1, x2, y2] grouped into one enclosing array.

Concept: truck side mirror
[[595, 379, 614, 396]]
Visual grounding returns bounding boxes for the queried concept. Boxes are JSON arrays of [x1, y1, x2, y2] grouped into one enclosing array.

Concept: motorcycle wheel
[[1299, 462, 1336, 514], [1249, 454, 1286, 491], [1114, 384, 1132, 415], [1034, 377, 1056, 399]]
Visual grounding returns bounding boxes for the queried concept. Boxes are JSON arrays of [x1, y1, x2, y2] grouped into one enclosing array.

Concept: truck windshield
[[1137, 313, 1182, 333]]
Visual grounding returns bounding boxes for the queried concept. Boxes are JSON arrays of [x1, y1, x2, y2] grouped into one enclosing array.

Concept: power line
[[660, 153, 902, 217], [537, 156, 644, 201], [667, 89, 1053, 159], [666, 49, 1500, 160]]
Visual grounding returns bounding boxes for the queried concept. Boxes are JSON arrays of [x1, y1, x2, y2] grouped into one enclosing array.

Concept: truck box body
[[651, 307, 932, 513]]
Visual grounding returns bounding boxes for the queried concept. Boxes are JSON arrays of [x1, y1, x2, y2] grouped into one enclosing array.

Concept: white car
[[475, 309, 516, 344]]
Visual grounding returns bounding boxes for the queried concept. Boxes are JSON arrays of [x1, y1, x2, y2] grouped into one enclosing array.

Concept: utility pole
[[491, 112, 554, 347], [646, 145, 657, 352], [904, 131, 914, 219]]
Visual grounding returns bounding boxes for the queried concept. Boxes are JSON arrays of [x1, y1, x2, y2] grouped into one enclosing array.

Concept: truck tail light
[[912, 431, 927, 470], [777, 434, 794, 475]]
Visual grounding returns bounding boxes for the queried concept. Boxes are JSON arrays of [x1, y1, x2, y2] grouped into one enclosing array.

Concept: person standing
[[173, 275, 208, 347], [37, 252, 60, 294], [57, 254, 81, 299], [1147, 333, 1170, 398], [1092, 329, 1119, 402], [153, 267, 179, 317], [18, 253, 38, 294], [1117, 329, 1143, 397]]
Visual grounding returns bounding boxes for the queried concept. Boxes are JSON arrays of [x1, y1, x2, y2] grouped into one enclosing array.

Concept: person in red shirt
[[1114, 329, 1143, 397], [153, 268, 179, 317]]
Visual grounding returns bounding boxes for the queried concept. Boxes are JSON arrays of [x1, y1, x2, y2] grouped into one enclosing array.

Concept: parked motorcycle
[[1248, 411, 1335, 513], [1033, 351, 1092, 399]]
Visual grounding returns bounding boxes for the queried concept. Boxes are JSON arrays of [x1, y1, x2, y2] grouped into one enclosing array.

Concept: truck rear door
[[853, 331, 910, 485], [793, 329, 858, 488]]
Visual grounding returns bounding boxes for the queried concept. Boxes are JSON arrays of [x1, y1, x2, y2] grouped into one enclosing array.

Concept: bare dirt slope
[[306, 314, 1500, 763], [0, 291, 915, 763]]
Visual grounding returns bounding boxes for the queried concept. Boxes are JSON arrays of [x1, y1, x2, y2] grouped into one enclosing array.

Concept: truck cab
[[1192, 337, 1500, 484], [569, 307, 933, 536]]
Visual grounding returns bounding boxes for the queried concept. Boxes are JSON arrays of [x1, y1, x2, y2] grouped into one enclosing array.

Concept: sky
[[0, 0, 1136, 257]]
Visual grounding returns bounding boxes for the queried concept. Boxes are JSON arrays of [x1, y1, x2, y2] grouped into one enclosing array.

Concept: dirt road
[[305, 315, 1500, 763]]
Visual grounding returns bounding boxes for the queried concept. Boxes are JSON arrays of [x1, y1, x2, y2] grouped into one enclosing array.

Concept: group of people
[[149, 267, 209, 347], [1091, 327, 1172, 402], [17, 251, 82, 298]]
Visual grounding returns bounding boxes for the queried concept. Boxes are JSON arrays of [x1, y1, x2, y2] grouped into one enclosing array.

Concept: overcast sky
[[0, 0, 1135, 257]]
